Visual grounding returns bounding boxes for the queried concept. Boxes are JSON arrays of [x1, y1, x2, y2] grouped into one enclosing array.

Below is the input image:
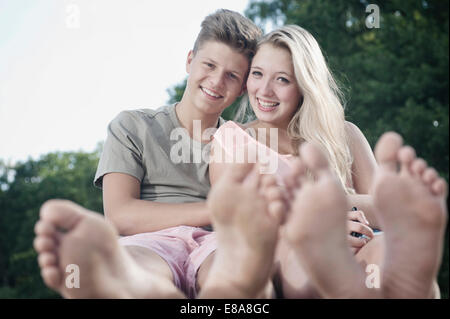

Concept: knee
[[195, 251, 216, 292]]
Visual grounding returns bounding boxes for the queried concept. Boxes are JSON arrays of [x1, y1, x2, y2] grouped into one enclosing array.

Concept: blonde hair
[[237, 25, 354, 193]]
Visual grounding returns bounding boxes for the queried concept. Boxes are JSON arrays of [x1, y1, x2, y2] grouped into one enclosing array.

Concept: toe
[[299, 143, 329, 177], [38, 252, 58, 268], [34, 220, 56, 236], [268, 200, 287, 225], [265, 186, 284, 202], [261, 174, 277, 190], [41, 266, 63, 290], [374, 132, 403, 172], [411, 158, 427, 177], [289, 158, 306, 179], [282, 158, 304, 195], [34, 236, 57, 253], [431, 178, 448, 197], [398, 146, 416, 175], [422, 168, 438, 186], [40, 199, 83, 232], [243, 164, 262, 189]]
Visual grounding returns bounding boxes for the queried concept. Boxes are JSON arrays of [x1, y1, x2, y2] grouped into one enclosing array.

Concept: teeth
[[202, 87, 221, 98], [258, 98, 279, 107]]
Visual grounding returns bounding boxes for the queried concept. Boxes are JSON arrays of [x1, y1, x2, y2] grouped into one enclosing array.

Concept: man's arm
[[102, 173, 210, 236]]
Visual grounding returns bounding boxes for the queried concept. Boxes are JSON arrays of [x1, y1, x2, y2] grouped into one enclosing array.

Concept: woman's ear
[[186, 50, 194, 74]]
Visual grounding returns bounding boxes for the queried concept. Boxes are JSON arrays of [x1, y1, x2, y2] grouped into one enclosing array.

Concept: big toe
[[374, 132, 403, 172], [299, 142, 329, 176], [40, 199, 83, 232]]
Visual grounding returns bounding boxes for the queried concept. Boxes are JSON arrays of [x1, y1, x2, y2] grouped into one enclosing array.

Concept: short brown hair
[[193, 9, 262, 61]]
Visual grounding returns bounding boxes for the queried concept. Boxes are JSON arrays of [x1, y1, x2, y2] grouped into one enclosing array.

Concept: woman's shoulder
[[345, 120, 360, 132], [344, 121, 372, 151], [345, 121, 365, 140]]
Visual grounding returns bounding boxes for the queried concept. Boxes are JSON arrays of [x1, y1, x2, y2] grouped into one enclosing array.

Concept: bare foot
[[34, 199, 184, 299], [283, 143, 369, 298], [199, 164, 286, 298], [372, 132, 448, 298], [283, 135, 447, 299]]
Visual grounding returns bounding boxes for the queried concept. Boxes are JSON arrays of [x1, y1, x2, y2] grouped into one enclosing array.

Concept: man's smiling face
[[184, 41, 249, 117]]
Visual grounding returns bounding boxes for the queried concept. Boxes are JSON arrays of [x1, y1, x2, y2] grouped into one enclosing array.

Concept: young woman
[[211, 24, 376, 246], [209, 25, 441, 298]]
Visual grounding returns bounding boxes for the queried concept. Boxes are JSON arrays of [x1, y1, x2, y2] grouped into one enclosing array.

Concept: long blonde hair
[[236, 25, 354, 193]]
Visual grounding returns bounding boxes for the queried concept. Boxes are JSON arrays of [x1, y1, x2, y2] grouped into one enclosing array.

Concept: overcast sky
[[0, 0, 255, 164]]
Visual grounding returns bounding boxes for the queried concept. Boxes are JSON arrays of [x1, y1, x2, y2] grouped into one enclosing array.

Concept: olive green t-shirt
[[94, 104, 224, 205]]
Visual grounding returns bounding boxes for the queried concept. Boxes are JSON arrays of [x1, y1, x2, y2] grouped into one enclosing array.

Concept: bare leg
[[125, 245, 174, 283], [196, 251, 216, 293], [198, 164, 286, 298], [34, 199, 184, 298]]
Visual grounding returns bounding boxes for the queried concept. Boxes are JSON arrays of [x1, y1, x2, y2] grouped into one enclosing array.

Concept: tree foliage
[[0, 149, 103, 298]]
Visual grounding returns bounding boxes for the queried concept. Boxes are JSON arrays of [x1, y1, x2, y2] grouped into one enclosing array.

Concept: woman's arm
[[345, 122, 381, 229], [102, 173, 210, 236]]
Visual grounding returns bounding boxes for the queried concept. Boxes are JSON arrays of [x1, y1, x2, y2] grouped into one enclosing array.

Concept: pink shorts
[[118, 226, 217, 298]]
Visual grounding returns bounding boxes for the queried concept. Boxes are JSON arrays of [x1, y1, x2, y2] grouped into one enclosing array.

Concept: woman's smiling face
[[246, 44, 302, 128]]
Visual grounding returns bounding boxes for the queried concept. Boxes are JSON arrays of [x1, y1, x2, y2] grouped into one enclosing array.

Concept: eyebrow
[[204, 57, 244, 77], [251, 66, 294, 78]]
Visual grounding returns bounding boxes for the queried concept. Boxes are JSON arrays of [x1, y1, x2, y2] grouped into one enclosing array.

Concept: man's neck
[[175, 101, 220, 143]]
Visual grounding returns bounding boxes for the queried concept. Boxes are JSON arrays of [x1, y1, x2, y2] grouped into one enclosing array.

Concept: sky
[[0, 0, 255, 164]]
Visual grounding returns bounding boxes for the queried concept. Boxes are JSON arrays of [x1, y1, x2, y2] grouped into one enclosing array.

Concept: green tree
[[0, 148, 103, 298]]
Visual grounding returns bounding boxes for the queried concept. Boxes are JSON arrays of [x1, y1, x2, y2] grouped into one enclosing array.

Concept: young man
[[33, 9, 262, 298]]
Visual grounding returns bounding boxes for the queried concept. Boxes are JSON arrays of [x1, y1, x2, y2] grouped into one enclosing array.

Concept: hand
[[347, 209, 374, 254]]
